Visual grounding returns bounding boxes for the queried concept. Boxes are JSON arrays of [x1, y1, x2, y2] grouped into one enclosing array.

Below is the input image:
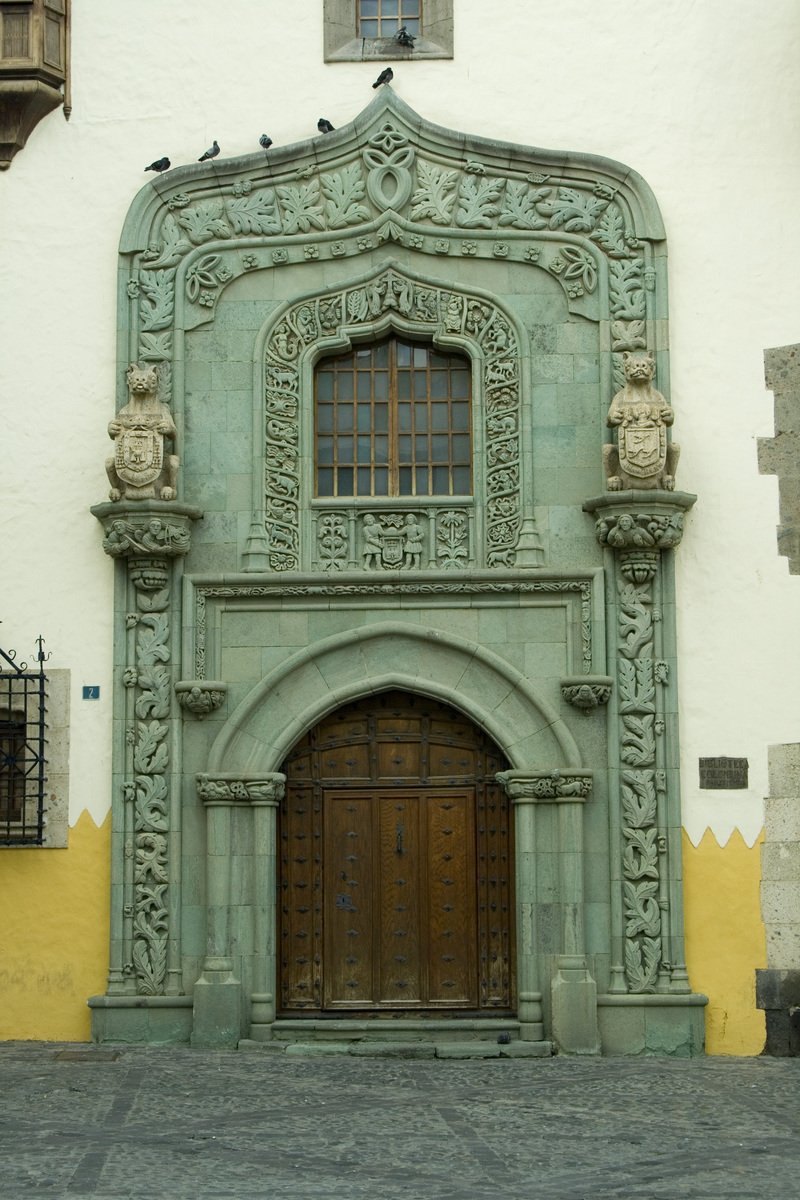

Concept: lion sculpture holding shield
[[106, 364, 179, 502], [603, 351, 679, 491]]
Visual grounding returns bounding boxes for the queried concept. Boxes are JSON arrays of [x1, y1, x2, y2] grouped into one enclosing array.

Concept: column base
[[191, 974, 244, 1048], [550, 958, 600, 1055]]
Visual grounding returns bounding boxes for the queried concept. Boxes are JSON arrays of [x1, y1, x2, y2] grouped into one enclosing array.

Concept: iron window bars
[[0, 636, 47, 845]]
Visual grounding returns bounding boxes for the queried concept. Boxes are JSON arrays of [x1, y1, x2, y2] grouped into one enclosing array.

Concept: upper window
[[315, 336, 471, 499], [323, 0, 452, 62]]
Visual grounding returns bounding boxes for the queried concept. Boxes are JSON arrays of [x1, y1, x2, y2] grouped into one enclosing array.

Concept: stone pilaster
[[92, 501, 202, 1000], [584, 490, 695, 997]]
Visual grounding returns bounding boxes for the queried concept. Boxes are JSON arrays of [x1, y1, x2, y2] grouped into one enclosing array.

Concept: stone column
[[193, 774, 285, 1048], [91, 501, 201, 1001], [497, 769, 598, 1052], [584, 491, 696, 997]]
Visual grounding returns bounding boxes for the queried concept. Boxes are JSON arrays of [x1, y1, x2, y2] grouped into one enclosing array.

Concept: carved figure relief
[[603, 353, 679, 491], [360, 512, 425, 569], [107, 365, 179, 501]]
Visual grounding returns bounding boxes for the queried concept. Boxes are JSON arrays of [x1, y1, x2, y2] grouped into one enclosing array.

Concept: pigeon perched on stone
[[395, 25, 416, 47], [198, 140, 220, 162], [145, 157, 171, 173], [317, 118, 335, 134], [372, 67, 393, 88], [259, 133, 273, 150]]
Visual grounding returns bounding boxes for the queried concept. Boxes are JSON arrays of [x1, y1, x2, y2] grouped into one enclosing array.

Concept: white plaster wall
[[2, 0, 798, 837]]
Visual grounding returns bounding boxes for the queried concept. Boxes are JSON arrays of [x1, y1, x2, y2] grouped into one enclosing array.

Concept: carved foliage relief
[[263, 269, 522, 571]]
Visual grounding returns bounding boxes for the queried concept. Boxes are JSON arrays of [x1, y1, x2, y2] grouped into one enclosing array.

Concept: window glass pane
[[373, 467, 389, 494], [337, 467, 354, 495], [404, 18, 420, 36], [382, 0, 399, 15], [373, 341, 389, 367], [398, 467, 413, 494], [360, 0, 379, 15], [431, 404, 449, 431], [357, 468, 372, 496], [415, 467, 430, 495], [396, 342, 412, 367], [373, 436, 389, 463], [451, 401, 470, 431], [317, 468, 334, 496], [432, 466, 451, 493], [413, 373, 428, 400], [357, 435, 373, 459], [338, 436, 354, 461], [317, 438, 334, 465], [397, 373, 411, 400], [373, 372, 389, 400], [397, 403, 412, 432], [430, 371, 448, 399], [415, 435, 429, 460], [317, 373, 334, 401], [452, 466, 471, 494], [429, 352, 449, 369], [413, 347, 427, 367], [360, 18, 378, 35], [431, 435, 449, 459], [357, 373, 372, 400], [357, 405, 372, 432], [336, 405, 354, 432], [413, 404, 428, 432], [316, 404, 334, 432], [337, 373, 354, 401], [452, 434, 471, 461], [374, 404, 389, 432], [397, 435, 412, 460], [450, 370, 470, 399]]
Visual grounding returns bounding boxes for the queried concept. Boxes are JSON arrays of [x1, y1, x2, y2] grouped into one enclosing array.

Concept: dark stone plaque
[[698, 757, 749, 790]]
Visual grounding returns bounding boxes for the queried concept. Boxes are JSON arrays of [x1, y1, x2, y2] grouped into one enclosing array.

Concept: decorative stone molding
[[561, 676, 613, 713], [496, 770, 593, 801], [196, 773, 286, 804], [92, 501, 202, 560], [175, 681, 227, 718]]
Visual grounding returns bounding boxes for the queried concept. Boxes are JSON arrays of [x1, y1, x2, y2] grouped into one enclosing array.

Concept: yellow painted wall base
[[0, 810, 110, 1042], [683, 828, 767, 1056]]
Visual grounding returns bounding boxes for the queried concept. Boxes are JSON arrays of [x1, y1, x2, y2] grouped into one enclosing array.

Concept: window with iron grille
[[315, 336, 472, 498], [0, 640, 47, 846]]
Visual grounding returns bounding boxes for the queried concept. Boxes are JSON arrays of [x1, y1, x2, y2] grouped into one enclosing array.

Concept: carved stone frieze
[[496, 770, 593, 801], [196, 773, 286, 803]]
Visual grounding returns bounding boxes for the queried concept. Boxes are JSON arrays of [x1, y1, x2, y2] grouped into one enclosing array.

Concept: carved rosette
[[93, 501, 202, 996], [584, 491, 695, 993], [175, 681, 227, 718], [496, 770, 593, 801]]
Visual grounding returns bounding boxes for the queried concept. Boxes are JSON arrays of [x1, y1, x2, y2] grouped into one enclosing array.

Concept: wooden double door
[[279, 690, 515, 1014]]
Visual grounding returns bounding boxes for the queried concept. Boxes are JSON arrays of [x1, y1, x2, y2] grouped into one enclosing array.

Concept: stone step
[[239, 1038, 554, 1059], [267, 1017, 522, 1044]]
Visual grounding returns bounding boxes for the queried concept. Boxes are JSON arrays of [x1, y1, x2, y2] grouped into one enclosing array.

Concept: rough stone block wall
[[758, 344, 800, 573]]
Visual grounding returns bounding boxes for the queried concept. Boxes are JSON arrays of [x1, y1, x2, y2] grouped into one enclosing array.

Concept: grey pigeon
[[395, 25, 416, 47], [372, 67, 393, 88], [259, 133, 273, 150], [198, 140, 220, 162], [317, 118, 335, 134], [145, 157, 171, 173]]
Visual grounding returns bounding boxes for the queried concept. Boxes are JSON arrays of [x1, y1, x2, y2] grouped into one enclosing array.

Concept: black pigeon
[[145, 157, 171, 173], [259, 133, 273, 150], [198, 139, 220, 162], [317, 118, 335, 134], [395, 25, 416, 47], [372, 67, 393, 88]]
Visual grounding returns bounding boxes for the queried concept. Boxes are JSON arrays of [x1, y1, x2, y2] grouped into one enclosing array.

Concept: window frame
[[314, 335, 473, 500], [323, 0, 453, 62]]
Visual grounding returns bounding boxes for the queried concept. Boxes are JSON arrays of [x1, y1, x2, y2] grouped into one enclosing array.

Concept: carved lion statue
[[603, 351, 679, 491], [106, 364, 179, 501]]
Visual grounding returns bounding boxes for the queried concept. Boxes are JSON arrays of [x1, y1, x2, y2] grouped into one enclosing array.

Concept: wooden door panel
[[279, 784, 321, 1010], [425, 791, 477, 1005], [322, 794, 375, 1007], [378, 794, 422, 1004]]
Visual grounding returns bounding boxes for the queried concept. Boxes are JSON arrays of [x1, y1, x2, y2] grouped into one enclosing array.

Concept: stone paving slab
[[0, 1043, 797, 1199]]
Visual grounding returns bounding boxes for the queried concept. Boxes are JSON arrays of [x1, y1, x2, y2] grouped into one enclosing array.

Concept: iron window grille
[[0, 636, 48, 845]]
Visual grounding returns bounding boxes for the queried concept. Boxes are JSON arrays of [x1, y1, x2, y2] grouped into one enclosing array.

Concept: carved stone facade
[[91, 91, 704, 1055]]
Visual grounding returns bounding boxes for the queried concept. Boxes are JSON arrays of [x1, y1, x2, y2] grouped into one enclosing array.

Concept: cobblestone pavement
[[0, 1044, 797, 1199]]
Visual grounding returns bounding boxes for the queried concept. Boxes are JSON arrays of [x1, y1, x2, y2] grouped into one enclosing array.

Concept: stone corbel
[[583, 490, 696, 554], [175, 682, 227, 719], [91, 500, 203, 561], [560, 676, 613, 714], [496, 769, 593, 801]]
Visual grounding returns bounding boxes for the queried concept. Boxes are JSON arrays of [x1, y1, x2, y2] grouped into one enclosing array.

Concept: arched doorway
[[278, 689, 515, 1016]]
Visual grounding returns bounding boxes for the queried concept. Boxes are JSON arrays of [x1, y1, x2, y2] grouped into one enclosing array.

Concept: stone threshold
[[239, 1038, 553, 1059], [268, 1017, 521, 1042]]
